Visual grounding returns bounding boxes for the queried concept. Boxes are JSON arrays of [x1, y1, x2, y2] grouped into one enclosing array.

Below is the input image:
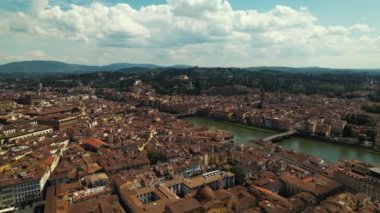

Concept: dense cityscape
[[1, 0, 380, 212], [0, 72, 379, 212]]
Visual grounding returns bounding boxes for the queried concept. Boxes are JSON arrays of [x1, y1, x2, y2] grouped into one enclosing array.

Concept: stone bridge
[[261, 129, 298, 142]]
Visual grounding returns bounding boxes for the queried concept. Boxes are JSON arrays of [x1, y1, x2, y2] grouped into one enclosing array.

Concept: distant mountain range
[[0, 60, 190, 73], [0, 60, 379, 74], [245, 66, 380, 73]]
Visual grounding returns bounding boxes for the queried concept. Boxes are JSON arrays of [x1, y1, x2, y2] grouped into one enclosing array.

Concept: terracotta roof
[[41, 156, 56, 166], [165, 197, 201, 213], [82, 138, 107, 149], [195, 186, 215, 202]]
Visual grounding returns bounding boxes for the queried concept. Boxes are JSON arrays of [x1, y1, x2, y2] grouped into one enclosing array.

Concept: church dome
[[195, 185, 215, 201]]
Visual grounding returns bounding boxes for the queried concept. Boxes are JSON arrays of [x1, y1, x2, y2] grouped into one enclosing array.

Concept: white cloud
[[27, 50, 49, 59], [349, 23, 371, 32], [30, 0, 49, 16], [0, 50, 52, 63], [0, 0, 379, 68]]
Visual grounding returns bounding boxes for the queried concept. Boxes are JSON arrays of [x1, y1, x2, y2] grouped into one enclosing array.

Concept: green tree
[[369, 93, 380, 102], [345, 114, 377, 127], [342, 125, 353, 138], [362, 104, 380, 114], [229, 167, 246, 185], [147, 150, 167, 164], [366, 129, 377, 142]]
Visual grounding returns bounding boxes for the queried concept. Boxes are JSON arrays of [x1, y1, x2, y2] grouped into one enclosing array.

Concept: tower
[[36, 81, 42, 96], [258, 88, 265, 109]]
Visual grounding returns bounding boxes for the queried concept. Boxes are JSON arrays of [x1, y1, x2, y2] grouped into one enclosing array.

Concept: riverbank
[[182, 117, 274, 143], [183, 116, 380, 164], [182, 114, 279, 134], [278, 137, 380, 164], [294, 133, 380, 154], [202, 119, 277, 134], [183, 114, 380, 154]]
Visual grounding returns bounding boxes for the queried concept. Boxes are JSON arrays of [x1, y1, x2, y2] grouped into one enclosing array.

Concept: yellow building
[[0, 163, 11, 173]]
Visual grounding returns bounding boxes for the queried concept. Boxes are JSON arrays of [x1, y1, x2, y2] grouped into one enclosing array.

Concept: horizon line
[[1, 60, 380, 71]]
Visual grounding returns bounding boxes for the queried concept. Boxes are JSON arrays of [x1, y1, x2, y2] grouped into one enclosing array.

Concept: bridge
[[173, 112, 196, 118], [261, 129, 298, 142]]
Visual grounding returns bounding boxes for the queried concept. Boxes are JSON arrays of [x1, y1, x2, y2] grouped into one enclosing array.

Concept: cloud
[[0, 0, 379, 67], [30, 0, 49, 16], [0, 50, 52, 63], [168, 0, 232, 18], [349, 23, 371, 32], [27, 50, 49, 59]]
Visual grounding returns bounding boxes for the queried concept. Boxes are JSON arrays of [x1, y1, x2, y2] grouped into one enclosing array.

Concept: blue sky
[[0, 0, 379, 68], [234, 1, 379, 32]]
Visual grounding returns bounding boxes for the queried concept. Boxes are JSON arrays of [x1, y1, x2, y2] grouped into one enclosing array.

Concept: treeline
[[3, 67, 378, 97], [369, 93, 380, 102], [80, 67, 372, 96], [345, 114, 378, 127], [362, 104, 380, 114]]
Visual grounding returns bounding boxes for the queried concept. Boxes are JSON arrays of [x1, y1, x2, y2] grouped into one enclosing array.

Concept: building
[[0, 137, 69, 212], [118, 185, 179, 213], [81, 138, 108, 151], [44, 182, 124, 213], [1, 121, 53, 143], [0, 99, 16, 112], [17, 95, 45, 105], [325, 119, 347, 136], [163, 170, 235, 198], [37, 115, 78, 131], [83, 173, 109, 188], [279, 173, 341, 201], [304, 192, 378, 212], [116, 170, 235, 213], [165, 186, 233, 213], [304, 120, 317, 134], [375, 124, 380, 148], [315, 123, 331, 137], [334, 164, 380, 201]]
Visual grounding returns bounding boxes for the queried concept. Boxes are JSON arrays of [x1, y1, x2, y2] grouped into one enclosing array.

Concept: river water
[[183, 117, 380, 165]]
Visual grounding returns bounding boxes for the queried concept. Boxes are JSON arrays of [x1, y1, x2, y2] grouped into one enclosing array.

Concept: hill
[[245, 66, 380, 74], [0, 61, 165, 73], [0, 60, 378, 74]]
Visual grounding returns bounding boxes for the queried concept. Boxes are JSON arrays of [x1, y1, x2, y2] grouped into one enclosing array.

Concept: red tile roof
[[82, 138, 107, 150]]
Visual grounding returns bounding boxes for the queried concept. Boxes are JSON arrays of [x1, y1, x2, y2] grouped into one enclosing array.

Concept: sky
[[0, 0, 380, 68]]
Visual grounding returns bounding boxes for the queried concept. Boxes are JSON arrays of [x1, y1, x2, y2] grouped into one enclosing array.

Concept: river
[[183, 117, 380, 165]]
